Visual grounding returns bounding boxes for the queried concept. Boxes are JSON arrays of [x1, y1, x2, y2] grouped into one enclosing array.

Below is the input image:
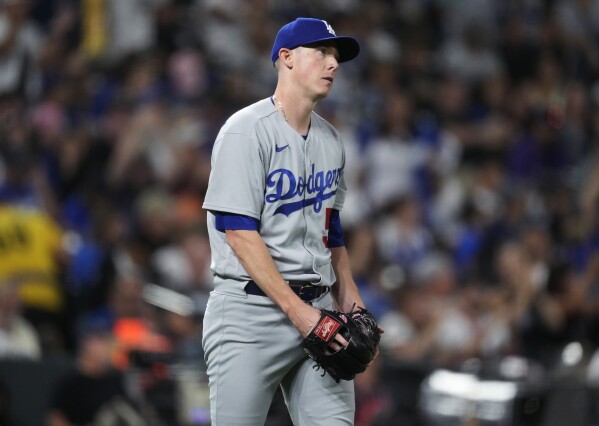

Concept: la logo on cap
[[322, 20, 336, 35]]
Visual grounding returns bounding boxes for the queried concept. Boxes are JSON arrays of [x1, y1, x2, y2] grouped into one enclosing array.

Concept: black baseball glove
[[302, 306, 381, 382]]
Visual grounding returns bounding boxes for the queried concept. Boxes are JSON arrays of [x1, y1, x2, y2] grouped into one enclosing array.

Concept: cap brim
[[302, 36, 360, 63]]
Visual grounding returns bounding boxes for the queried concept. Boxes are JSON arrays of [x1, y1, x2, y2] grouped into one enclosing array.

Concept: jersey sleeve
[[203, 131, 265, 219]]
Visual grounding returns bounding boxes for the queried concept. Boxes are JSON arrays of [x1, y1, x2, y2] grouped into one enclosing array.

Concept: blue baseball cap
[[271, 17, 360, 64]]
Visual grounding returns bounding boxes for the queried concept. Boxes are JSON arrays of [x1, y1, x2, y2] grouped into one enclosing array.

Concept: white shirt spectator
[[0, 317, 41, 360], [0, 8, 42, 99], [107, 0, 170, 62], [364, 137, 428, 209], [193, 0, 253, 72], [555, 0, 599, 42]]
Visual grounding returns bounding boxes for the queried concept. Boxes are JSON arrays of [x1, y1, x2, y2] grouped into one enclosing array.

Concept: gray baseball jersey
[[203, 97, 347, 287]]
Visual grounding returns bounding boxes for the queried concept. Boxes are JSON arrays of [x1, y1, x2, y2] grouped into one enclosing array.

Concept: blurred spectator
[[0, 201, 68, 355], [92, 0, 172, 65], [439, 21, 503, 87], [0, 145, 44, 209], [132, 186, 175, 254], [89, 275, 174, 371], [66, 204, 127, 318], [560, 82, 592, 162], [359, 1, 400, 64], [556, 0, 599, 35], [0, 278, 41, 359], [161, 307, 203, 363], [499, 16, 541, 85], [192, 0, 260, 72], [166, 49, 208, 103], [379, 279, 440, 365], [490, 240, 568, 369], [412, 252, 482, 368], [152, 225, 213, 293], [354, 356, 393, 426], [381, 251, 513, 368], [82, 273, 147, 334], [363, 89, 427, 208], [374, 195, 433, 272], [345, 225, 392, 319], [437, 0, 499, 41], [143, 284, 207, 365], [47, 330, 142, 426], [0, 0, 42, 101]]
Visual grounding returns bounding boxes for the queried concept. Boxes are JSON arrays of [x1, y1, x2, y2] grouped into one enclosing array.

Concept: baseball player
[[202, 17, 379, 425]]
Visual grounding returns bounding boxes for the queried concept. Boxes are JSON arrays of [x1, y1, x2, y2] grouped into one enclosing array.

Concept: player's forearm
[[226, 229, 321, 336], [330, 246, 365, 312], [226, 229, 296, 307]]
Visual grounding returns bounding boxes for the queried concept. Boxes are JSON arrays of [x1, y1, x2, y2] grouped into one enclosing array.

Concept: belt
[[244, 280, 330, 302]]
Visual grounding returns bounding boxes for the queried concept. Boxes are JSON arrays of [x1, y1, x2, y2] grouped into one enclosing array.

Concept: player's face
[[293, 42, 340, 100]]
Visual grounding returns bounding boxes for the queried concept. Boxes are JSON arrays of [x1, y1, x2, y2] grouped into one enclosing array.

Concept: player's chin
[[314, 86, 333, 101]]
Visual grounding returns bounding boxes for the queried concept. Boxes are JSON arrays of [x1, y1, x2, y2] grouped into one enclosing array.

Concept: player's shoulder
[[221, 98, 276, 136], [311, 111, 342, 141]]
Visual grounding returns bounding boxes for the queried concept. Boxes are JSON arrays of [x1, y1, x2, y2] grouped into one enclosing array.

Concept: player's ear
[[278, 48, 293, 69]]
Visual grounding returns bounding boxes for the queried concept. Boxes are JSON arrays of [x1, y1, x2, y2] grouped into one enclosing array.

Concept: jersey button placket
[[303, 137, 315, 255]]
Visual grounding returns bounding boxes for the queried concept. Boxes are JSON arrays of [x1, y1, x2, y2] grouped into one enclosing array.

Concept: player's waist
[[245, 280, 330, 302]]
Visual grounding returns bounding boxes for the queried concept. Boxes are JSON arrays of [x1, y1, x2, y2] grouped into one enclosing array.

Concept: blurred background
[[0, 0, 599, 424]]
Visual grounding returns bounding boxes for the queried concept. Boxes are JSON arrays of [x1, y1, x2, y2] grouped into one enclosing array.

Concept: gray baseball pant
[[202, 282, 355, 425]]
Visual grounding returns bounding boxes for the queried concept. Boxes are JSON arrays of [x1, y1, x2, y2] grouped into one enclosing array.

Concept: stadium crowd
[[1, 0, 599, 424]]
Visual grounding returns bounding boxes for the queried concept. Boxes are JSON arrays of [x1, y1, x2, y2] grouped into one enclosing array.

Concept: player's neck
[[272, 89, 314, 135]]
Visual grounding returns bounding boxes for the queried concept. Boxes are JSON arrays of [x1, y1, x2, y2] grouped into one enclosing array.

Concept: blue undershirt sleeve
[[214, 212, 260, 232], [327, 209, 345, 248]]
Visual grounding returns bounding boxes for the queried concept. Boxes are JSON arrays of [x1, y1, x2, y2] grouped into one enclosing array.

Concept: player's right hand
[[287, 303, 350, 352], [287, 301, 324, 338]]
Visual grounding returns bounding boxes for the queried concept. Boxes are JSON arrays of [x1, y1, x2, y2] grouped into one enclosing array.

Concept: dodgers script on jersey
[[203, 98, 347, 287]]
